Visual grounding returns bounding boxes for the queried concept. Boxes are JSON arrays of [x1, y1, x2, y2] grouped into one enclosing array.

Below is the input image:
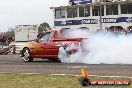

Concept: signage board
[[69, 0, 92, 5], [54, 17, 132, 26]]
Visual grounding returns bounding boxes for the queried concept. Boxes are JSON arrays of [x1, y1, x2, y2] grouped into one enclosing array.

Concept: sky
[[0, 0, 69, 32]]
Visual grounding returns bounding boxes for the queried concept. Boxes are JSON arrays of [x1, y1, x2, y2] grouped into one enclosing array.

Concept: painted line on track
[[51, 74, 132, 79], [67, 65, 88, 69], [0, 72, 131, 78]]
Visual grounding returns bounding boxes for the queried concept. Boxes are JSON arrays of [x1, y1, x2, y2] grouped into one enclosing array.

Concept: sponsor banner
[[54, 17, 132, 26], [90, 80, 131, 85], [69, 0, 92, 5], [80, 68, 131, 86]]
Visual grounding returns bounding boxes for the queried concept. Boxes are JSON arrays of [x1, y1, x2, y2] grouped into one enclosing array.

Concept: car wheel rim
[[23, 49, 30, 61]]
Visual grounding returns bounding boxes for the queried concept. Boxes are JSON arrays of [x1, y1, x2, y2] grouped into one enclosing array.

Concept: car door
[[33, 32, 52, 57], [44, 31, 59, 56]]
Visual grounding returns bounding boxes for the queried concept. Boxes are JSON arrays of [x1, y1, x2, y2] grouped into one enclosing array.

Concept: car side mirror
[[34, 39, 38, 42]]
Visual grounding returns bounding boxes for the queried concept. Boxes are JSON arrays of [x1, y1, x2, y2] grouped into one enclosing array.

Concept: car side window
[[38, 32, 51, 42], [54, 31, 58, 39]]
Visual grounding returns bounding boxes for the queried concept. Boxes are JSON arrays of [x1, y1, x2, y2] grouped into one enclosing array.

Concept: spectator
[[1, 33, 7, 46], [0, 34, 3, 45]]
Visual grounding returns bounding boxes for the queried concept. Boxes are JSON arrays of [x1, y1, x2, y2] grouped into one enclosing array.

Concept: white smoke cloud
[[58, 31, 132, 64]]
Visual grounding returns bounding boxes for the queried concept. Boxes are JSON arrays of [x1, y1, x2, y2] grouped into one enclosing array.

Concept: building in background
[[14, 25, 38, 42], [51, 0, 132, 31]]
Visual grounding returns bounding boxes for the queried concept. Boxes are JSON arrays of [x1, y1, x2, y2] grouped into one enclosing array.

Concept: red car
[[20, 28, 88, 62]]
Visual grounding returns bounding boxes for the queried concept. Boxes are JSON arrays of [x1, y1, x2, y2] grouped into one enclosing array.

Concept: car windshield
[[60, 29, 89, 38], [38, 32, 51, 42]]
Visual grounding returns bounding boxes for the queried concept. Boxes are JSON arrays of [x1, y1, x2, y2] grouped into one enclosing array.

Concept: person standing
[[2, 33, 7, 46]]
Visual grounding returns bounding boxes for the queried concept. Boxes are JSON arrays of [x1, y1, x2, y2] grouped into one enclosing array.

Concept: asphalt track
[[0, 54, 132, 77]]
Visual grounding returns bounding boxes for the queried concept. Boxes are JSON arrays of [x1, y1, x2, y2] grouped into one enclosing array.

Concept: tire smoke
[[58, 30, 132, 64]]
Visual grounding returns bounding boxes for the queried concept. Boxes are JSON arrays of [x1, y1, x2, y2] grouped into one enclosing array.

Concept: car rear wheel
[[22, 48, 33, 62], [58, 47, 69, 63]]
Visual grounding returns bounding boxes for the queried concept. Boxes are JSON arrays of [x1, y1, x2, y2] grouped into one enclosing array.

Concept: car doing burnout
[[20, 28, 88, 62]]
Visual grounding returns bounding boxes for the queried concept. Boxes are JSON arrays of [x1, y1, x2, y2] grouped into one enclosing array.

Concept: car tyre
[[58, 47, 69, 63], [57, 58, 61, 63], [22, 48, 33, 62]]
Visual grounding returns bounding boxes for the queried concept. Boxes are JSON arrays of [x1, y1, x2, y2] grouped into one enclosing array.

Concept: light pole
[[99, 0, 102, 30], [27, 27, 29, 41]]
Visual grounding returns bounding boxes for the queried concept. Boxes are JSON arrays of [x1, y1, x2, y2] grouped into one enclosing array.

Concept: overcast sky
[[0, 0, 69, 32]]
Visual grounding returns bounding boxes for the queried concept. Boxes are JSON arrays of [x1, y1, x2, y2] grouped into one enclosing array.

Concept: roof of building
[[50, 1, 132, 9]]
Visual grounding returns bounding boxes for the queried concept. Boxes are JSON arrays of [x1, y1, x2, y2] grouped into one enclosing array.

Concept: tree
[[6, 28, 15, 36], [38, 22, 51, 33]]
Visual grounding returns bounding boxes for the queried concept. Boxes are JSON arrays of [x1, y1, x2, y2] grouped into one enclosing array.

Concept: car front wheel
[[22, 48, 33, 62]]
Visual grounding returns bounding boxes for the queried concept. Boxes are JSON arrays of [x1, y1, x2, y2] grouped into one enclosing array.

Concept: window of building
[[79, 7, 84, 17], [128, 3, 132, 14], [55, 9, 61, 19], [67, 7, 77, 18], [92, 5, 104, 16], [121, 3, 132, 14], [61, 9, 65, 18], [67, 8, 72, 18], [101, 5, 104, 16], [92, 6, 99, 16], [106, 5, 111, 15], [55, 9, 65, 19], [106, 4, 118, 15], [121, 4, 127, 14], [85, 6, 90, 17], [113, 4, 118, 15]]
